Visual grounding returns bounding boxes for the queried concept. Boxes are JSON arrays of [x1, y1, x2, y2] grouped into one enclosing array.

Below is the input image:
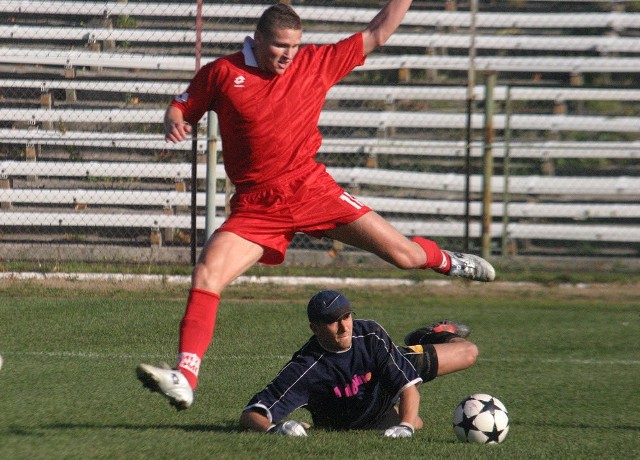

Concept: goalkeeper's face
[[311, 313, 353, 352]]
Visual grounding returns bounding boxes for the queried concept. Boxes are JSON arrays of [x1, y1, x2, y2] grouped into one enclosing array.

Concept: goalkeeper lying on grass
[[239, 290, 478, 438]]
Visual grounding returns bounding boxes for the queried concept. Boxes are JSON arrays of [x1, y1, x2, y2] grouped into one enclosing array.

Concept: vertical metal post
[[501, 86, 512, 256], [481, 72, 496, 259], [190, 135, 198, 266], [190, 0, 204, 266], [464, 0, 478, 251], [195, 0, 203, 71], [205, 112, 219, 239]]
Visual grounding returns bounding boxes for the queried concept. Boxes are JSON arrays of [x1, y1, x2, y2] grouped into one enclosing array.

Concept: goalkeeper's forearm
[[398, 384, 421, 428], [239, 409, 273, 432]]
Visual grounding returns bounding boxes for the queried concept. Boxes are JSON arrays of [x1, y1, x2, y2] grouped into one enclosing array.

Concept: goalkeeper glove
[[267, 420, 308, 437], [383, 422, 414, 438]]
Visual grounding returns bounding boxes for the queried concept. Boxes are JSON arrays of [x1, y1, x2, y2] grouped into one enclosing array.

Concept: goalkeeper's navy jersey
[[244, 319, 422, 430]]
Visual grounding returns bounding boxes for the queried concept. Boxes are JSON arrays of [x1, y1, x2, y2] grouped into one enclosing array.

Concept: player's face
[[312, 313, 353, 352], [254, 27, 301, 75]]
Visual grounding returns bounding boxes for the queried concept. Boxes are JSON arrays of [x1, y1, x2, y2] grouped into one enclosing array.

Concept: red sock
[[177, 288, 220, 389], [411, 236, 451, 273]]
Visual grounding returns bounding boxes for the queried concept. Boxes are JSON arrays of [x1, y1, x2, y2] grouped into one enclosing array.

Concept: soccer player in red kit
[[137, 0, 495, 410]]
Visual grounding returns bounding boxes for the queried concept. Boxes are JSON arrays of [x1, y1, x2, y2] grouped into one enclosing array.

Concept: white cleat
[[136, 363, 194, 411], [444, 250, 496, 282]]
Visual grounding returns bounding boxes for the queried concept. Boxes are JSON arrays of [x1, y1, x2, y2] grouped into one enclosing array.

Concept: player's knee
[[192, 262, 209, 284], [191, 262, 224, 292], [464, 342, 479, 368]]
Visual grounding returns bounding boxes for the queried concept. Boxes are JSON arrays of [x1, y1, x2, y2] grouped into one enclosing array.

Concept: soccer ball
[[453, 393, 509, 444]]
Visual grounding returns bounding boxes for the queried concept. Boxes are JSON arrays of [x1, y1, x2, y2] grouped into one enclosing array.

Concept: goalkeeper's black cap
[[307, 290, 352, 324]]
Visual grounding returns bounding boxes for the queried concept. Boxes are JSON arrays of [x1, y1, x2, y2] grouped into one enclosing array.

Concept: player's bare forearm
[[164, 105, 192, 143], [362, 0, 413, 55], [398, 384, 422, 429], [239, 409, 272, 432]]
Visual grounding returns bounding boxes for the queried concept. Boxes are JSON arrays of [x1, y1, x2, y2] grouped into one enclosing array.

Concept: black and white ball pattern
[[453, 393, 509, 444]]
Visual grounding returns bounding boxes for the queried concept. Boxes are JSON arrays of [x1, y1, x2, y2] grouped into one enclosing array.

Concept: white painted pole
[[205, 111, 219, 239]]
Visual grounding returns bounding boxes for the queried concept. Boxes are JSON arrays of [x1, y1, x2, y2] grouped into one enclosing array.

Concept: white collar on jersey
[[316, 340, 353, 354], [242, 36, 258, 67]]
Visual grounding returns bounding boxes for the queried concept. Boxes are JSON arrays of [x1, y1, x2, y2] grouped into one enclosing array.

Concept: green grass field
[[1, 278, 638, 459]]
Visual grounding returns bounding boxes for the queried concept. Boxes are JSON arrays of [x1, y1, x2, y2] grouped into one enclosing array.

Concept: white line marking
[[0, 271, 456, 286], [0, 271, 602, 288], [479, 357, 640, 366]]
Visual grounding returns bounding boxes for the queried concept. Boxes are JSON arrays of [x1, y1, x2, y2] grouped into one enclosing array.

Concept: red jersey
[[171, 33, 366, 189]]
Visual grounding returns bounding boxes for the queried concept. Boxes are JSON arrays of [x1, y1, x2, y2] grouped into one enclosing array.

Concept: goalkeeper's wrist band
[[399, 422, 415, 433]]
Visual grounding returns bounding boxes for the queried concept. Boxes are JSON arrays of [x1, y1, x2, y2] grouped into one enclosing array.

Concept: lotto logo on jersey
[[234, 75, 246, 87], [174, 92, 189, 103], [333, 372, 372, 398]]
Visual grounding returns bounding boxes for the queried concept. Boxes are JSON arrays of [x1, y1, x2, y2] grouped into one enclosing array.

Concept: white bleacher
[[363, 55, 640, 73], [2, 2, 640, 30], [0, 47, 202, 71], [5, 25, 640, 53], [7, 188, 639, 221], [2, 2, 639, 252], [3, 189, 639, 243], [0, 189, 224, 208], [5, 79, 640, 103], [493, 87, 640, 102], [390, 220, 640, 243], [0, 79, 185, 95], [0, 129, 206, 151], [4, 47, 640, 74], [2, 161, 639, 197], [327, 167, 640, 196], [1, 211, 205, 229], [505, 223, 640, 243], [2, 0, 640, 74], [363, 197, 640, 220], [2, 107, 166, 124], [330, 86, 640, 102], [3, 108, 640, 133], [3, 212, 638, 243], [1, 160, 210, 180], [318, 110, 640, 133], [3, 155, 638, 232], [2, 160, 639, 244], [319, 138, 640, 160], [3, 129, 639, 160]]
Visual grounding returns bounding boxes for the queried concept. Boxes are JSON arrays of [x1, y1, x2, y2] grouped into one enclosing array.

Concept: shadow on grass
[[10, 422, 238, 435], [513, 421, 640, 432]]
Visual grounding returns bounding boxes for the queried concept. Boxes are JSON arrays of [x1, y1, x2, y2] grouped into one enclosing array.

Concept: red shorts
[[216, 165, 371, 265]]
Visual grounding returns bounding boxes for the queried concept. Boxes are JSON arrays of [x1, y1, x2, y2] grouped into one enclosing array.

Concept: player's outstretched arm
[[398, 383, 422, 429], [362, 0, 413, 55], [164, 105, 192, 143], [384, 384, 421, 437]]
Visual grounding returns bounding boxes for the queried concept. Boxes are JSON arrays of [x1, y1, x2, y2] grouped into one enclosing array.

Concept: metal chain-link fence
[[1, 0, 639, 267]]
